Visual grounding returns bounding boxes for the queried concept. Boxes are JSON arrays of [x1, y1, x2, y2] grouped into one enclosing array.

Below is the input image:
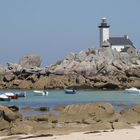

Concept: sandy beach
[[26, 126, 140, 140], [1, 126, 140, 140]]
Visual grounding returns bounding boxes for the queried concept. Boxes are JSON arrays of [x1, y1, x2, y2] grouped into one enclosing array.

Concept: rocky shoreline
[[0, 47, 140, 138], [0, 48, 140, 90], [1, 102, 140, 138]]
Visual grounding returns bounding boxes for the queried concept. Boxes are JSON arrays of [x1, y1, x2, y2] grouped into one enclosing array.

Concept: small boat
[[0, 94, 10, 101], [4, 92, 18, 99], [124, 87, 140, 94], [64, 89, 77, 94], [33, 90, 48, 96], [15, 91, 26, 97]]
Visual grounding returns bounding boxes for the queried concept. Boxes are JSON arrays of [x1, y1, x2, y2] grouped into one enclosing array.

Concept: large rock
[[65, 52, 76, 61], [10, 119, 54, 135], [11, 121, 33, 135], [51, 60, 79, 75], [125, 67, 140, 78], [6, 62, 23, 72], [3, 74, 15, 82], [119, 104, 140, 123], [48, 49, 97, 75], [0, 67, 5, 88], [18, 80, 32, 89], [120, 52, 132, 65], [90, 121, 112, 130], [94, 82, 120, 89], [88, 76, 120, 89], [0, 106, 22, 122], [112, 122, 132, 129], [76, 50, 88, 62], [33, 75, 85, 89], [127, 77, 140, 88], [98, 47, 120, 64], [19, 54, 42, 68], [33, 76, 47, 89], [61, 103, 119, 122], [76, 48, 96, 62], [26, 113, 58, 123], [74, 61, 97, 76], [63, 103, 115, 117], [12, 79, 21, 86], [0, 119, 10, 131], [97, 64, 122, 76], [112, 59, 129, 71], [0, 66, 5, 75], [48, 47, 134, 77]]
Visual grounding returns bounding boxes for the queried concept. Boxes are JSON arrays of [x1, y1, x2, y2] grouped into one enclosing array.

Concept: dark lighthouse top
[[98, 18, 110, 28]]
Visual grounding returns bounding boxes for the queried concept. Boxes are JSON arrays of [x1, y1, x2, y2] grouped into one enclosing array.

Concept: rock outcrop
[[1, 103, 140, 136], [48, 48, 129, 76], [59, 103, 120, 123], [0, 48, 139, 89], [0, 106, 22, 122], [119, 104, 140, 124], [19, 54, 42, 68], [0, 105, 22, 136]]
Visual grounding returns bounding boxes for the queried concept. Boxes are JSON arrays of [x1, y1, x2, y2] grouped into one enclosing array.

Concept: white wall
[[100, 28, 109, 47], [111, 45, 124, 52]]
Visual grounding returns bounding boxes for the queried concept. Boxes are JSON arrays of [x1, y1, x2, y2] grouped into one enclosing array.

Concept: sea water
[[0, 89, 140, 116]]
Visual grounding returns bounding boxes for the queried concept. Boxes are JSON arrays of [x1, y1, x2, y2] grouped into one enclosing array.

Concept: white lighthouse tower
[[98, 17, 110, 47]]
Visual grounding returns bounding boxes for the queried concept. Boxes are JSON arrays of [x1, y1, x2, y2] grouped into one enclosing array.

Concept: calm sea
[[0, 89, 140, 116]]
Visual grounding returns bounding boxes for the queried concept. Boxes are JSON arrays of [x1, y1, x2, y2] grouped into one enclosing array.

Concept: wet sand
[[26, 126, 140, 140], [1, 126, 140, 140]]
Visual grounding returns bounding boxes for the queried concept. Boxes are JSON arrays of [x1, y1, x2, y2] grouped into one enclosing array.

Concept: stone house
[[99, 18, 137, 56]]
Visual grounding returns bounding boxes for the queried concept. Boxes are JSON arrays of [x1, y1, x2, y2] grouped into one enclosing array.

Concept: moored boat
[[0, 94, 10, 101], [64, 89, 77, 94], [15, 91, 26, 97], [4, 92, 18, 99], [33, 90, 48, 96], [124, 87, 140, 94]]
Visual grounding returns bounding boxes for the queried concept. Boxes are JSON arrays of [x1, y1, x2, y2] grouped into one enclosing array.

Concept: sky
[[0, 0, 140, 67]]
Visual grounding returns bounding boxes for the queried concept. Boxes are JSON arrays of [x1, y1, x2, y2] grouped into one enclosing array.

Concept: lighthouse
[[98, 17, 110, 47]]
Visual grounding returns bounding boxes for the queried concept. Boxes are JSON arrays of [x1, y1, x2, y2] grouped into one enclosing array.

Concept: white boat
[[33, 90, 48, 96], [64, 89, 77, 94], [124, 87, 140, 94], [0, 94, 10, 101], [4, 92, 18, 99]]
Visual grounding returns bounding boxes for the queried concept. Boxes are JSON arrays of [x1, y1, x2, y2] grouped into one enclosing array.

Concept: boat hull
[[33, 90, 48, 96], [0, 98, 10, 101], [8, 95, 18, 99], [16, 92, 26, 97], [64, 89, 76, 94], [125, 88, 140, 94], [4, 92, 18, 99], [125, 90, 140, 94]]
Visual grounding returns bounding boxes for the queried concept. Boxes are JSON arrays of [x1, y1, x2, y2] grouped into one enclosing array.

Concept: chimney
[[124, 35, 128, 39]]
